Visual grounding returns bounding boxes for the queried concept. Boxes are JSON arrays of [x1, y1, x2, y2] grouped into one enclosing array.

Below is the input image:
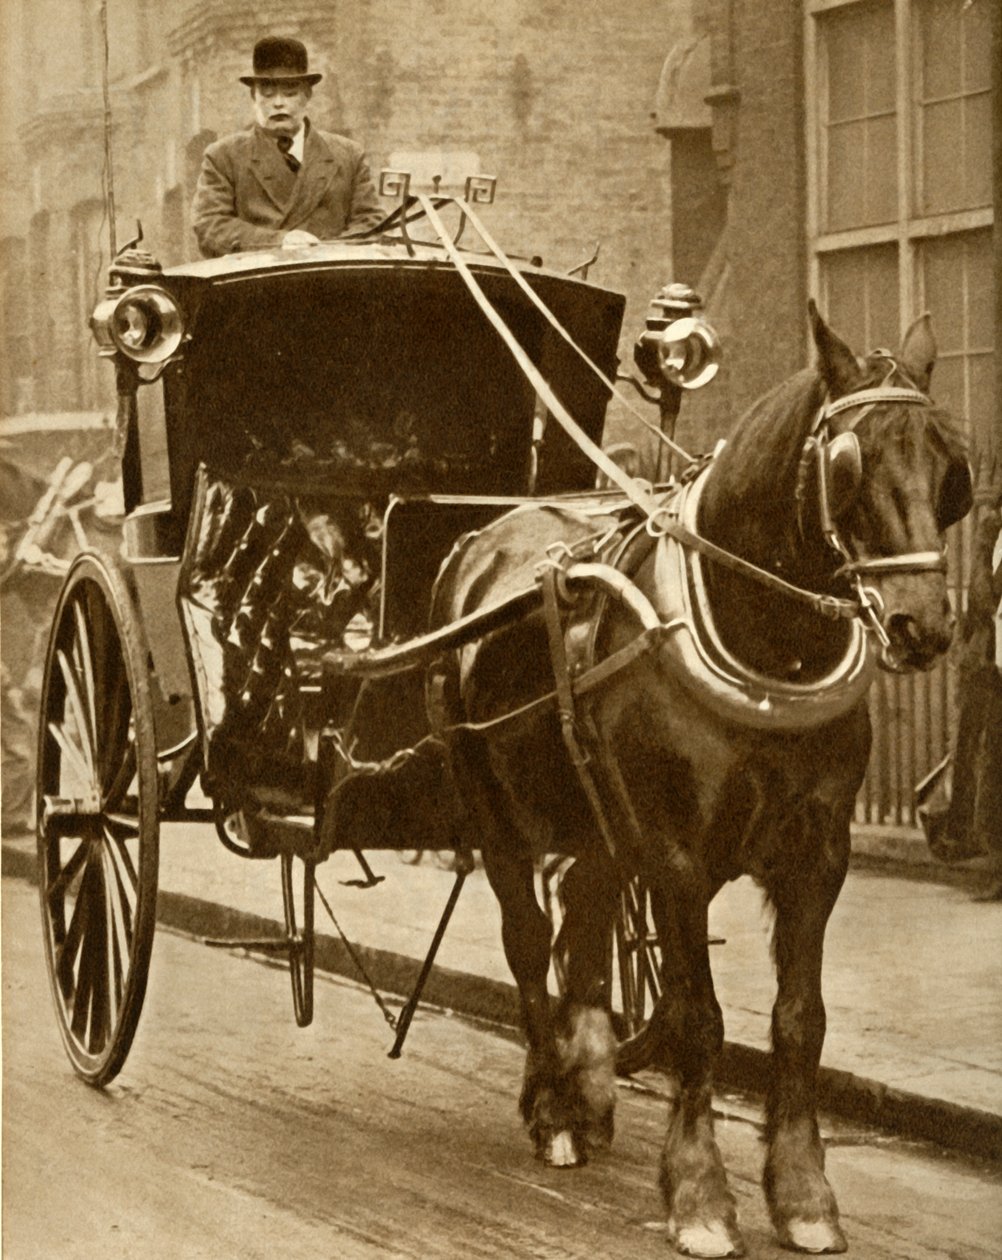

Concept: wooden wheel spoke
[[70, 596, 98, 740], [84, 865, 111, 1053], [66, 864, 99, 1035], [46, 838, 89, 904], [103, 829, 138, 931], [57, 860, 95, 995], [102, 738, 137, 811], [56, 647, 97, 776], [46, 717, 96, 791], [100, 847, 127, 1024], [103, 824, 140, 893]]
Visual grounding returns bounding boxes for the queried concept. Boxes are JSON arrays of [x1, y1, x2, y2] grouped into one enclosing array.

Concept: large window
[[807, 0, 994, 464]]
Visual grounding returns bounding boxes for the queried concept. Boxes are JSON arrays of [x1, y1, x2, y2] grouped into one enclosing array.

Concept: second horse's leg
[[550, 848, 621, 1159]]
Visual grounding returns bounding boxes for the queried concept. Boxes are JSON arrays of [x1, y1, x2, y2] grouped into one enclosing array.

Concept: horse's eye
[[937, 460, 973, 530]]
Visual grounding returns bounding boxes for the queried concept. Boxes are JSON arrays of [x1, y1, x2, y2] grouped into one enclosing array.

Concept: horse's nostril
[[888, 613, 922, 648]]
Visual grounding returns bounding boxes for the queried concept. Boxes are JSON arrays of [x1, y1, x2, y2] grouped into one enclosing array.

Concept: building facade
[[0, 0, 703, 430]]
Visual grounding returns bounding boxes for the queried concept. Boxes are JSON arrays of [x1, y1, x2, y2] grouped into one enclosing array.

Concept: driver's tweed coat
[[192, 124, 383, 258]]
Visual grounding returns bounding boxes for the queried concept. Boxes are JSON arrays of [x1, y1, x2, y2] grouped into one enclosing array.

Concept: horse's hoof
[[544, 1129, 584, 1168], [776, 1218, 847, 1253], [669, 1219, 745, 1258]]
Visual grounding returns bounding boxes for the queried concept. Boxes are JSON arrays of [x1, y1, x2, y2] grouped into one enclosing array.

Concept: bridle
[[807, 379, 946, 648]]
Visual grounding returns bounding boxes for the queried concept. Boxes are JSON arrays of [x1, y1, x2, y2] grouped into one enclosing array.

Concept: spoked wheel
[[281, 852, 315, 1027], [36, 552, 159, 1086], [611, 877, 663, 1075], [541, 858, 663, 1075]]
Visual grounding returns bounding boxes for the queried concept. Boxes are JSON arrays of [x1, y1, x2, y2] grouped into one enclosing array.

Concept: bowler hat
[[239, 36, 322, 86]]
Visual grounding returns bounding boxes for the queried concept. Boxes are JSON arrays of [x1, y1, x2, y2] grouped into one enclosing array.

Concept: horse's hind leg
[[763, 819, 849, 1254], [482, 841, 568, 1162], [550, 848, 620, 1157], [453, 737, 578, 1165]]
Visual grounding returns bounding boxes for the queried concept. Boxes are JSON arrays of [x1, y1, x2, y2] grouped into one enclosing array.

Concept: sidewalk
[[4, 826, 1000, 1161]]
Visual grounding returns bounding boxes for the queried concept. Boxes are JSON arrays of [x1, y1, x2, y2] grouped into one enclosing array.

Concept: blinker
[[807, 429, 863, 542], [937, 459, 973, 531], [825, 431, 862, 520]]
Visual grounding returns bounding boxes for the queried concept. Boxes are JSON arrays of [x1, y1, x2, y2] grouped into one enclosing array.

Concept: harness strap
[[540, 565, 620, 860], [821, 386, 929, 423], [646, 504, 859, 620]]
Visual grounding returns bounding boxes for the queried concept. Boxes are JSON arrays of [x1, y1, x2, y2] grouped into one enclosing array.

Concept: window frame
[[805, 0, 993, 335]]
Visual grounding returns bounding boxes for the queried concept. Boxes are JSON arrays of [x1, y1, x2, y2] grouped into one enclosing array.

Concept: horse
[[427, 304, 971, 1257]]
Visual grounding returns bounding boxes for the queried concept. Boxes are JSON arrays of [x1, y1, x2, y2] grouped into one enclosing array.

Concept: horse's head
[[808, 303, 973, 672]]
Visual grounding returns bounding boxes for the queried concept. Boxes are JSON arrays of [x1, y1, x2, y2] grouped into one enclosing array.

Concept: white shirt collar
[[289, 123, 306, 164]]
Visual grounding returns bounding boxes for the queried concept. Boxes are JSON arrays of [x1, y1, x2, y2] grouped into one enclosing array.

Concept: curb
[[6, 840, 1000, 1164]]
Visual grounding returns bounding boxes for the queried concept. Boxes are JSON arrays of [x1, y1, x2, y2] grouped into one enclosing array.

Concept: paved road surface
[[4, 877, 1000, 1259]]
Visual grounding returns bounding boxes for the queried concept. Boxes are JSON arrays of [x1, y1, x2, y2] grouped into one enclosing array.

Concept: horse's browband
[[821, 385, 930, 423]]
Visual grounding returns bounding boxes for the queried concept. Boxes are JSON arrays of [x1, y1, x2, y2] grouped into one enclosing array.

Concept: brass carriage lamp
[[91, 284, 185, 365], [634, 282, 720, 392], [90, 229, 184, 367]]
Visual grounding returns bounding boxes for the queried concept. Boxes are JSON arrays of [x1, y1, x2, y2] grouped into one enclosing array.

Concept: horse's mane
[[698, 367, 825, 566]]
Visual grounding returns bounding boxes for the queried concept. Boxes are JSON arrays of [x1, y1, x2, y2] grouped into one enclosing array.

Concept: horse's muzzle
[[880, 607, 955, 673]]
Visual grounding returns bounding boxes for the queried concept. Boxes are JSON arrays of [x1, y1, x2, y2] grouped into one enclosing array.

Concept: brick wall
[[5, 0, 694, 440]]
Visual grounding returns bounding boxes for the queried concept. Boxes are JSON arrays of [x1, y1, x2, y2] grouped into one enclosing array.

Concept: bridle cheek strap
[[812, 381, 945, 646]]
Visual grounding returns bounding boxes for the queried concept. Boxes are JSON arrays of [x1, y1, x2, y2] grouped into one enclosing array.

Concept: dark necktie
[[277, 135, 300, 173]]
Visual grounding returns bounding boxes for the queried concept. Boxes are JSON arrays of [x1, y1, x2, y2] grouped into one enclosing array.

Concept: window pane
[[963, 0, 993, 91], [918, 229, 995, 453], [931, 354, 964, 414], [917, 0, 993, 215], [963, 91, 993, 210], [967, 228, 994, 346], [820, 244, 899, 352], [827, 12, 866, 121], [865, 112, 898, 224], [921, 99, 964, 215], [968, 352, 994, 459], [921, 234, 964, 352], [828, 121, 867, 229], [862, 2, 895, 113], [820, 1, 896, 233], [919, 0, 961, 100]]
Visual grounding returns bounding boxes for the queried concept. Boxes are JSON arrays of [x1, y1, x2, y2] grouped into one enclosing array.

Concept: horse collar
[[644, 471, 875, 730]]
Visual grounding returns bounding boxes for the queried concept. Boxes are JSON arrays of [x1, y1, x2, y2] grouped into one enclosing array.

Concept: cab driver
[[192, 36, 384, 258]]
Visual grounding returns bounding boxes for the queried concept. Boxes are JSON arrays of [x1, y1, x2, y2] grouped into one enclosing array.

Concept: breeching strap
[[418, 195, 860, 623], [540, 564, 620, 860]]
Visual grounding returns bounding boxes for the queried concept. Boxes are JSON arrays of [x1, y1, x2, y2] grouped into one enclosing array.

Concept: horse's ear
[[808, 300, 861, 398], [898, 312, 937, 392]]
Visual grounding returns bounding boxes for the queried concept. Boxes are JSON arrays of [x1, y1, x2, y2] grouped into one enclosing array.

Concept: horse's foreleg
[[649, 866, 744, 1259], [764, 826, 849, 1254], [551, 850, 620, 1159]]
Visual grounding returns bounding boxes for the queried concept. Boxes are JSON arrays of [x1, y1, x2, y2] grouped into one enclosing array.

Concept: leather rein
[[416, 192, 943, 642]]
